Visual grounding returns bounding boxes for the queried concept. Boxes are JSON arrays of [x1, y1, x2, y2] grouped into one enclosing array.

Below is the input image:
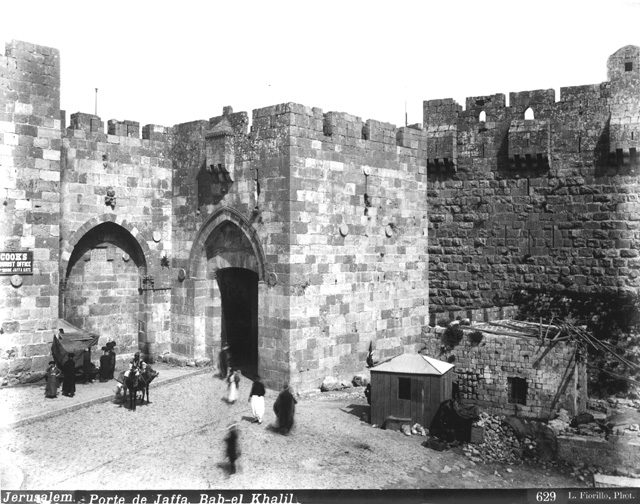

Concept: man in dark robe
[[219, 345, 231, 379], [273, 383, 297, 434], [44, 361, 61, 398], [366, 341, 374, 368], [106, 341, 116, 379], [62, 353, 76, 397], [99, 346, 110, 382], [82, 348, 94, 383]]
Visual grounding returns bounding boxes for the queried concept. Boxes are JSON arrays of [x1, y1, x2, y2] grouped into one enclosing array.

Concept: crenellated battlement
[[64, 111, 171, 142]]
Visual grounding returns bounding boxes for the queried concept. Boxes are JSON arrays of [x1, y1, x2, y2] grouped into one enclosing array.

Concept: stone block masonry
[[0, 40, 61, 377], [427, 45, 640, 313], [59, 110, 173, 360]]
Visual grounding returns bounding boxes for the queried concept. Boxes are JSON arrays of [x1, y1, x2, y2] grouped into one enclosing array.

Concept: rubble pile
[[462, 412, 525, 464], [548, 405, 640, 438]]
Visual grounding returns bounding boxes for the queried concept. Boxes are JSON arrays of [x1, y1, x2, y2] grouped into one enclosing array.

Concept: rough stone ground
[[0, 369, 588, 490]]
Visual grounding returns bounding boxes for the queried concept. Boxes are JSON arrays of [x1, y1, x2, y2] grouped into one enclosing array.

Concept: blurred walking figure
[[227, 369, 241, 404], [273, 383, 297, 434], [44, 360, 61, 398], [61, 353, 76, 397], [224, 423, 241, 475], [248, 376, 266, 424]]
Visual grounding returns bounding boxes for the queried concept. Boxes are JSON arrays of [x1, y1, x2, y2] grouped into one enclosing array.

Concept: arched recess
[[60, 214, 152, 356], [186, 207, 266, 375]]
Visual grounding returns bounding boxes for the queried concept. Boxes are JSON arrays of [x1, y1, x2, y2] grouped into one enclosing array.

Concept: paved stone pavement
[[0, 363, 207, 428]]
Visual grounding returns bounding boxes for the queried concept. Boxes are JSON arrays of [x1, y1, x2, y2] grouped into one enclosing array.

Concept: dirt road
[[0, 370, 587, 490]]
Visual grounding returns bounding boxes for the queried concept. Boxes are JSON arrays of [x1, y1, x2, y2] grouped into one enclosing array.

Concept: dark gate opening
[[216, 267, 259, 378]]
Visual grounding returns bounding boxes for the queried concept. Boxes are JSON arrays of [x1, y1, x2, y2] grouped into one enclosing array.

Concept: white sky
[[3, 0, 640, 130]]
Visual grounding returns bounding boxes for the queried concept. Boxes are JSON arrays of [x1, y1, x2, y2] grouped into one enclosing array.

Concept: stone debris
[[461, 412, 523, 464], [411, 423, 427, 436], [320, 376, 351, 392], [351, 373, 369, 387], [548, 405, 640, 438]]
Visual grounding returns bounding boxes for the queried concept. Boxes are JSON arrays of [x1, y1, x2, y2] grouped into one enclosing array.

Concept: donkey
[[124, 367, 159, 410]]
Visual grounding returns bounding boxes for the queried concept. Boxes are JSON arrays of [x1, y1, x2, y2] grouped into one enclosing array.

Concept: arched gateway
[[60, 215, 152, 357], [187, 208, 266, 378]]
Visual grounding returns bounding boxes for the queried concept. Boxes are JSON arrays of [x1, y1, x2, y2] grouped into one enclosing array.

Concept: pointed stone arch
[[183, 207, 266, 372], [59, 213, 155, 359], [188, 207, 266, 281]]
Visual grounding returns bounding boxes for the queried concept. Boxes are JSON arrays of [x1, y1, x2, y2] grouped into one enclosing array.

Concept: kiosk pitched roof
[[371, 353, 454, 375]]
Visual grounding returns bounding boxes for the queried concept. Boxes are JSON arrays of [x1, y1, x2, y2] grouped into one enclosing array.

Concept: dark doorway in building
[[216, 267, 259, 378]]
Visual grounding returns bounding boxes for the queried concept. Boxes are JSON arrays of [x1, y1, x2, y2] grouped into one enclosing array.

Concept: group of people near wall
[[44, 353, 82, 399], [44, 330, 117, 399]]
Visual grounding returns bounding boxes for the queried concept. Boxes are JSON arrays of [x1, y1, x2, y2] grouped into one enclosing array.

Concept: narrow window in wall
[[479, 110, 486, 122], [625, 62, 633, 72], [398, 377, 411, 400], [524, 107, 535, 120], [508, 377, 528, 405]]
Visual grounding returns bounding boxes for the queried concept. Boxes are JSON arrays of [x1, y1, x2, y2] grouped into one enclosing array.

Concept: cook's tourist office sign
[[0, 251, 33, 275]]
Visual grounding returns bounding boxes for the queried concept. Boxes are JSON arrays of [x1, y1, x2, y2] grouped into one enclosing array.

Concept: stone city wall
[[427, 45, 640, 314]]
